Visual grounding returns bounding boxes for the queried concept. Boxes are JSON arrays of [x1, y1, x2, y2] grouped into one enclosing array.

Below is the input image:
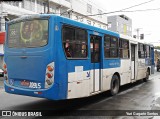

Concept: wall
[[108, 15, 132, 36]]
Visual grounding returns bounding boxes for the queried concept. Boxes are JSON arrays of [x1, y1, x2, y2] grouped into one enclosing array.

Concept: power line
[[88, 0, 155, 13], [79, 0, 155, 18], [119, 0, 155, 11], [77, 7, 160, 18], [121, 8, 160, 12]]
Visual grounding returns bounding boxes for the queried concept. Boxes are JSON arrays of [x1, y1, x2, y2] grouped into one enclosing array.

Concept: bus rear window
[[8, 19, 48, 48]]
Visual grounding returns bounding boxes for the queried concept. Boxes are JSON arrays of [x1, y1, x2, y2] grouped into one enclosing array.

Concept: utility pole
[[47, 0, 50, 14], [43, 0, 50, 14], [135, 28, 142, 39], [43, 2, 46, 13]]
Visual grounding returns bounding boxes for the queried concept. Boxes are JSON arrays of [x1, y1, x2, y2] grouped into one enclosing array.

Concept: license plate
[[20, 80, 41, 89]]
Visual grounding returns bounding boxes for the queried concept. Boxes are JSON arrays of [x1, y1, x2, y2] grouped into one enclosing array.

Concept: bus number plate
[[20, 81, 41, 89]]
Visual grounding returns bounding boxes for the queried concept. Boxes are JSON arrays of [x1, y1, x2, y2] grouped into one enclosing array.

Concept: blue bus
[[143, 43, 155, 75], [4, 14, 152, 100]]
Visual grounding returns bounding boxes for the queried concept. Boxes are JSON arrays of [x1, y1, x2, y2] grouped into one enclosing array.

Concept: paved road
[[0, 72, 160, 119]]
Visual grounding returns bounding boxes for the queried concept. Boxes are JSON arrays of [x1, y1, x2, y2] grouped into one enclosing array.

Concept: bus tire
[[110, 74, 120, 96], [143, 69, 149, 82]]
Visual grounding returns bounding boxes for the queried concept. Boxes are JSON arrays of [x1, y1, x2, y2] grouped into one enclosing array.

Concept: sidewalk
[[0, 77, 4, 88]]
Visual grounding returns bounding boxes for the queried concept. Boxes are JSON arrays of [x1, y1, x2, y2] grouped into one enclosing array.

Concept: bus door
[[131, 44, 136, 80], [90, 35, 101, 93]]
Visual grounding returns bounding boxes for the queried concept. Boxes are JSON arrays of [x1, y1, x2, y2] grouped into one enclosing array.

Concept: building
[[107, 14, 132, 36], [0, 0, 108, 31], [71, 0, 107, 29]]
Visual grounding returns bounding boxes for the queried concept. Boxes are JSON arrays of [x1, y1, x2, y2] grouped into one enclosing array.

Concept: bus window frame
[[7, 18, 49, 48], [138, 43, 146, 59], [119, 38, 130, 59], [146, 45, 151, 58], [104, 35, 119, 59], [62, 24, 88, 60]]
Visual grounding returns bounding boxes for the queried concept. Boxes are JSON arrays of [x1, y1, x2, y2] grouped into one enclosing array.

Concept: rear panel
[[4, 15, 65, 100]]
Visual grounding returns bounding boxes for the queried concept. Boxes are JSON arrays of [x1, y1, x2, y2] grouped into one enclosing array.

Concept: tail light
[[45, 62, 54, 88], [47, 66, 54, 71], [3, 64, 7, 69], [3, 62, 8, 83], [46, 73, 53, 79]]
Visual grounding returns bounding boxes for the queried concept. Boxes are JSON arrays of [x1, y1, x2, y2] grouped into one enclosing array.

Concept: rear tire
[[157, 68, 159, 72], [143, 69, 149, 82], [110, 75, 120, 96]]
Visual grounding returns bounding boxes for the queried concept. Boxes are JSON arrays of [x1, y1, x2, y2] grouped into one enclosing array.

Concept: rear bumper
[[4, 81, 65, 100]]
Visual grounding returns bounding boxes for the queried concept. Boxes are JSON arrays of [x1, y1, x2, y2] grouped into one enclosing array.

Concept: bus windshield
[[8, 19, 48, 48]]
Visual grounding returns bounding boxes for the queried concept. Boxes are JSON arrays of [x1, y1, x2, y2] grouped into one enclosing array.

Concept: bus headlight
[[45, 62, 54, 88]]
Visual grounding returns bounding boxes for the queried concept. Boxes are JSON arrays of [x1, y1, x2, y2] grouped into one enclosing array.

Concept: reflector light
[[8, 88, 14, 91], [38, 92, 42, 94], [34, 92, 42, 94], [46, 73, 53, 78], [47, 66, 53, 71]]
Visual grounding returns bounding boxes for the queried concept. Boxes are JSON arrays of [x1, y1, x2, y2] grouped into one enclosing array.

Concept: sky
[[90, 0, 160, 46]]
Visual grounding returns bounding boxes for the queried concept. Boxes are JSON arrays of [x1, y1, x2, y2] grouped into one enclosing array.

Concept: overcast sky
[[90, 0, 160, 46]]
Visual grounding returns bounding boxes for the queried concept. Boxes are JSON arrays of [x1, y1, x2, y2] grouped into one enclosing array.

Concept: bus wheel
[[110, 75, 120, 96], [143, 69, 149, 82]]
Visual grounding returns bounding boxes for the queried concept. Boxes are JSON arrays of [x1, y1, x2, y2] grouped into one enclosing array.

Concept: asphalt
[[0, 71, 160, 118]]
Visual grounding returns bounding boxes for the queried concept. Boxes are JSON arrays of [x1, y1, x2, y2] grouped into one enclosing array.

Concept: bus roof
[[120, 34, 154, 46], [120, 34, 138, 44]]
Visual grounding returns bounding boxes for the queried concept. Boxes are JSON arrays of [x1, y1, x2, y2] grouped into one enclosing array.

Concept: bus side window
[[119, 38, 129, 59], [138, 43, 145, 58], [62, 25, 87, 59], [104, 35, 118, 58]]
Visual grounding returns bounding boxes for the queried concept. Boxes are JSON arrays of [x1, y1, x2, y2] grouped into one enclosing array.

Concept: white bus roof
[[119, 34, 154, 46]]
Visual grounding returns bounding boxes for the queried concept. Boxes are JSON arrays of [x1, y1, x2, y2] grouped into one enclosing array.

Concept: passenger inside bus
[[64, 42, 72, 57]]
